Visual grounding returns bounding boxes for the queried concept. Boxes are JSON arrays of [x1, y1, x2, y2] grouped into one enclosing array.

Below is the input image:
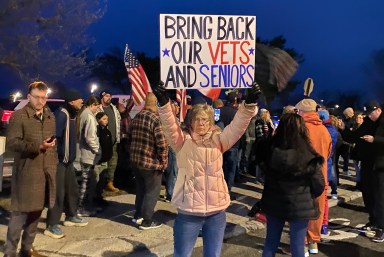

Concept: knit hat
[[96, 112, 107, 121], [363, 100, 381, 114], [64, 89, 82, 102], [99, 90, 112, 99], [295, 99, 317, 112], [318, 110, 330, 121]]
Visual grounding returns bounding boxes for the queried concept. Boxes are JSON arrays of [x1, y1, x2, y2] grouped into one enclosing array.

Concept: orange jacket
[[302, 112, 332, 181]]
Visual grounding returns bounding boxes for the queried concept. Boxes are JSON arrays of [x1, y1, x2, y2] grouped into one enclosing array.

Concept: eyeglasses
[[194, 118, 209, 124], [29, 94, 48, 101]]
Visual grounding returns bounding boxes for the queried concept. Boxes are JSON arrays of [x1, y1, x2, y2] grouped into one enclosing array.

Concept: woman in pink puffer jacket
[[153, 83, 260, 257]]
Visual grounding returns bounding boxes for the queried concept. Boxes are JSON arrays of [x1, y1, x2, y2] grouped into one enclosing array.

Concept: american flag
[[176, 89, 187, 122], [198, 88, 221, 101], [124, 44, 151, 106]]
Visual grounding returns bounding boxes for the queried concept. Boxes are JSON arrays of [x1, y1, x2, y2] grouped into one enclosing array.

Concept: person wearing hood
[[295, 99, 332, 256], [259, 113, 325, 257], [152, 82, 261, 257]]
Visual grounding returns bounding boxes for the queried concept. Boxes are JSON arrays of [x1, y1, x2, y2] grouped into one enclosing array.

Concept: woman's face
[[191, 111, 211, 136], [355, 114, 363, 125], [89, 103, 100, 114]]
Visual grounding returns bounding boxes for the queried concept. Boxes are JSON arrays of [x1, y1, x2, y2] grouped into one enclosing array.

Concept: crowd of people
[[3, 80, 384, 257]]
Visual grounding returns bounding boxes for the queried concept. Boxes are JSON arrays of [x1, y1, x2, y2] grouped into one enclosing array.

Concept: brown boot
[[105, 181, 119, 192]]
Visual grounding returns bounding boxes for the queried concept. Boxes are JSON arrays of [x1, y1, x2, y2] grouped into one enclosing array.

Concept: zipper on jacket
[[182, 174, 186, 202], [204, 138, 208, 212]]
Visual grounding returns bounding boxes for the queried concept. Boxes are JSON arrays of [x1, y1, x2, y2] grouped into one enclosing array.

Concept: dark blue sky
[[2, 1, 383, 103], [89, 0, 384, 102]]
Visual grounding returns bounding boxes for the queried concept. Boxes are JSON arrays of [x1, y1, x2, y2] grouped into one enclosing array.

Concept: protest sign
[[160, 14, 256, 90]]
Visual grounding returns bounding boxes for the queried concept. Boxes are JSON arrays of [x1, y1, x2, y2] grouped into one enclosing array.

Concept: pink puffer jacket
[[158, 102, 257, 216]]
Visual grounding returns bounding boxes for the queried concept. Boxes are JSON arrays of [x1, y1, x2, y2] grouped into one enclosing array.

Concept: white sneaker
[[331, 194, 338, 200], [304, 244, 309, 257], [132, 217, 143, 225]]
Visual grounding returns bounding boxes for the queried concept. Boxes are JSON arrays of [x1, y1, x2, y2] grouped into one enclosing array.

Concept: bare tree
[[0, 0, 107, 83]]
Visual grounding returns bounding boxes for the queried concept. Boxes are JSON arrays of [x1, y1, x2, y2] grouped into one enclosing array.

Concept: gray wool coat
[[7, 102, 57, 212]]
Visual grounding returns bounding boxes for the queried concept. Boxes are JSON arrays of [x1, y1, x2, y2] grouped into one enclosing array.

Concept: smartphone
[[47, 135, 56, 143], [214, 108, 221, 122]]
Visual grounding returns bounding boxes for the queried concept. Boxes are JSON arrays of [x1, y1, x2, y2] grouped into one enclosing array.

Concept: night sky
[[2, 0, 384, 103], [89, 0, 384, 102]]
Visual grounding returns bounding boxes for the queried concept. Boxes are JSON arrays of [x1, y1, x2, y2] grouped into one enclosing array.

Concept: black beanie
[[64, 89, 82, 102]]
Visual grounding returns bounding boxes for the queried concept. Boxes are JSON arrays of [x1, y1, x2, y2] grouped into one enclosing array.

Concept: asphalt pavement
[[0, 169, 362, 257], [188, 197, 384, 257]]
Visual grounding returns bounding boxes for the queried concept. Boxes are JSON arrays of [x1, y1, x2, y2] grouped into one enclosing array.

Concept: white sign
[[160, 14, 256, 90], [0, 136, 5, 155]]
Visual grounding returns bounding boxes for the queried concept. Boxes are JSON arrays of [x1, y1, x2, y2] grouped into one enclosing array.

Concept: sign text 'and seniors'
[[160, 14, 256, 90]]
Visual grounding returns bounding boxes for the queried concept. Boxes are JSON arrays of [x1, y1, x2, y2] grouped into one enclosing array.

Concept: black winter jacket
[[372, 113, 384, 171], [341, 117, 378, 167], [97, 125, 113, 163], [261, 147, 325, 221]]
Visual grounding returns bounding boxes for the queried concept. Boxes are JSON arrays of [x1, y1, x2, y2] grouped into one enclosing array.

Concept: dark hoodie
[[261, 146, 324, 221]]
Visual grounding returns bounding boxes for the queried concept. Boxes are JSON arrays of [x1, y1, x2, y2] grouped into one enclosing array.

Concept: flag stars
[[162, 48, 170, 57], [248, 47, 255, 55]]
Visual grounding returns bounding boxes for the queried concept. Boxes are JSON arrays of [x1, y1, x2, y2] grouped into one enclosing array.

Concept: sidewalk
[[0, 173, 361, 257]]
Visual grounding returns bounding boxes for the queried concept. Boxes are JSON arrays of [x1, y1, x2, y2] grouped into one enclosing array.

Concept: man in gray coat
[[4, 81, 57, 257]]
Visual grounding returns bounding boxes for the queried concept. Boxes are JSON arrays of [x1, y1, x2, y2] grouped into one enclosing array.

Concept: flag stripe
[[198, 88, 221, 101], [176, 89, 187, 122], [124, 44, 151, 106]]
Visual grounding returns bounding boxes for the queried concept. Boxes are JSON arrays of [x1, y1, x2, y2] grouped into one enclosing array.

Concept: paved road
[[0, 166, 363, 256], [186, 197, 384, 257]]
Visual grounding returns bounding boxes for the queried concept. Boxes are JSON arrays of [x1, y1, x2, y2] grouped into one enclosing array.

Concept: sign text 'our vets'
[[160, 14, 256, 90]]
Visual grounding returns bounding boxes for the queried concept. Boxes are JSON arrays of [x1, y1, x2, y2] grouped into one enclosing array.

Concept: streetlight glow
[[335, 104, 339, 109], [13, 91, 22, 102], [47, 88, 52, 95], [91, 83, 98, 94]]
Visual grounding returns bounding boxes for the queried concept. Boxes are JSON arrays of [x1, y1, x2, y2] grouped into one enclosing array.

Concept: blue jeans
[[329, 165, 338, 195], [263, 215, 308, 257], [174, 211, 226, 257], [223, 148, 239, 192], [166, 147, 178, 199]]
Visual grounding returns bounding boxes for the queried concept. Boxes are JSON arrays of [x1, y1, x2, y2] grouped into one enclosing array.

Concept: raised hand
[[151, 81, 169, 106], [245, 82, 262, 104]]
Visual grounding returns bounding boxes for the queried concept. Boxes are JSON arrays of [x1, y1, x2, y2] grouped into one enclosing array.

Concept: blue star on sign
[[162, 48, 170, 57], [248, 47, 255, 55]]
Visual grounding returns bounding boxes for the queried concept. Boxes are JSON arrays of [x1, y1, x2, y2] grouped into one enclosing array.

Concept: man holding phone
[[4, 81, 57, 257]]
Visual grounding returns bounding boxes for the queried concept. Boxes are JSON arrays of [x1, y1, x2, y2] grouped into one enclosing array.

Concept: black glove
[[151, 81, 169, 106], [245, 82, 262, 104]]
